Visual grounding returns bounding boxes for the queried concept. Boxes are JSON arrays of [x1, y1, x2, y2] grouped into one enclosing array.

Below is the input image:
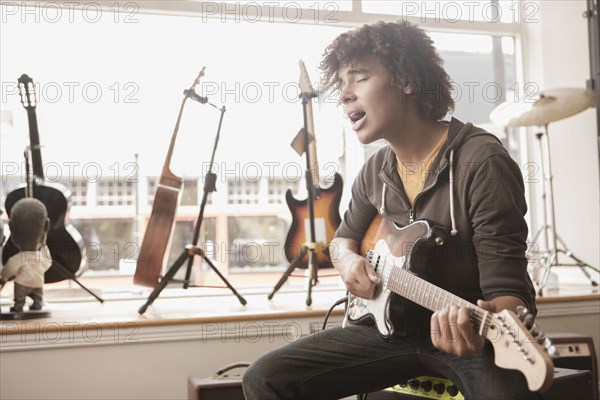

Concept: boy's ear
[[44, 218, 50, 233]]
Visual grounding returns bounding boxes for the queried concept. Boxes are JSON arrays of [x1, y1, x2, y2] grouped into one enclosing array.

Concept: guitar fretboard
[[384, 254, 488, 331]]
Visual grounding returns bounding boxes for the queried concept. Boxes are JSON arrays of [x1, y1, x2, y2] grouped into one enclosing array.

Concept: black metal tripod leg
[[569, 253, 599, 286], [138, 250, 189, 314], [268, 245, 308, 300], [52, 261, 104, 303], [202, 256, 247, 305]]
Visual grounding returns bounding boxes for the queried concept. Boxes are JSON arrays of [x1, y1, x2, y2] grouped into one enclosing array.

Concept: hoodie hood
[[377, 117, 499, 236]]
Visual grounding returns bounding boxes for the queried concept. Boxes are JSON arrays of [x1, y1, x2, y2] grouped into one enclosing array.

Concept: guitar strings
[[385, 259, 491, 328]]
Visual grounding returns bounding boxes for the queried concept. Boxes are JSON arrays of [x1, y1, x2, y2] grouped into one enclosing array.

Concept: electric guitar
[[283, 60, 343, 268], [345, 215, 556, 392]]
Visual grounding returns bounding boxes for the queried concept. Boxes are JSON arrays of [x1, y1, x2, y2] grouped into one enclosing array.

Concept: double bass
[[2, 74, 85, 283]]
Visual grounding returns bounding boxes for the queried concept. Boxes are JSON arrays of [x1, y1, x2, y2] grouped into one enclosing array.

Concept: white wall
[[0, 314, 345, 400], [522, 0, 600, 277]]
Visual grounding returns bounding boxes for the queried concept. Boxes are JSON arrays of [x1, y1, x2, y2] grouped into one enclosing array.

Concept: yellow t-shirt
[[397, 130, 448, 205]]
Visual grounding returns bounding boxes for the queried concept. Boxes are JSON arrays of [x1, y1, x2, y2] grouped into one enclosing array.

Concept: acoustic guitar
[[283, 61, 343, 268], [345, 215, 555, 392], [133, 68, 206, 287], [2, 74, 85, 283]]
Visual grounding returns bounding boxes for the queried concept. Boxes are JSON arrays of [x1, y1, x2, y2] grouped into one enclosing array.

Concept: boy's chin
[[356, 131, 379, 145]]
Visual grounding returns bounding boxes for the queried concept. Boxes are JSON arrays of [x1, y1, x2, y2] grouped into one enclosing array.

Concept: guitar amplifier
[[365, 375, 464, 399], [542, 368, 596, 400], [366, 369, 595, 400], [547, 333, 599, 400], [187, 363, 248, 400]]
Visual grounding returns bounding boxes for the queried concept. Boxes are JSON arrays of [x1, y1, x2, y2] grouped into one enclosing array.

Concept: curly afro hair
[[320, 20, 454, 121]]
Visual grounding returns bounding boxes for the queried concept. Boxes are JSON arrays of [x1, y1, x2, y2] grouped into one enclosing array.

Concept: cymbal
[[490, 87, 596, 127]]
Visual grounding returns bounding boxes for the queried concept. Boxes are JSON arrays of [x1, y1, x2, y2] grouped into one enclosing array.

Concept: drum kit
[[490, 87, 599, 294]]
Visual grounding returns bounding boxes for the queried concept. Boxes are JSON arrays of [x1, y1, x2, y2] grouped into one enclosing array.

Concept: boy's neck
[[389, 118, 448, 164]]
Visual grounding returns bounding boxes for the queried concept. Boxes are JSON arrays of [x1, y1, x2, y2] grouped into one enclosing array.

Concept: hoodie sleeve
[[468, 153, 537, 314], [334, 163, 378, 243]]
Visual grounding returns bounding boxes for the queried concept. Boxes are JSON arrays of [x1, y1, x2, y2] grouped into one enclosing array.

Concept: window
[[0, 2, 525, 297], [362, 0, 523, 23]]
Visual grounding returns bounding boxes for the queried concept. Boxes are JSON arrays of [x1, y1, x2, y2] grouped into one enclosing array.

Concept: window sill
[[0, 286, 348, 352]]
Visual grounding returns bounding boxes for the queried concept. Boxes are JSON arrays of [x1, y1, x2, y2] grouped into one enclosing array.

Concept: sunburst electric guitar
[[283, 60, 343, 268], [345, 215, 556, 392]]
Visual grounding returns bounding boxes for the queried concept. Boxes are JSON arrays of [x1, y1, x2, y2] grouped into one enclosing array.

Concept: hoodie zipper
[[409, 161, 449, 223], [379, 146, 450, 225]]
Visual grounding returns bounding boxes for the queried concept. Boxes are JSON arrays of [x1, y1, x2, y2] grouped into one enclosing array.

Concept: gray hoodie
[[335, 117, 537, 324]]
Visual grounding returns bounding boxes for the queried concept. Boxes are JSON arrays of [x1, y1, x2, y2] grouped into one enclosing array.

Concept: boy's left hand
[[430, 300, 496, 357]]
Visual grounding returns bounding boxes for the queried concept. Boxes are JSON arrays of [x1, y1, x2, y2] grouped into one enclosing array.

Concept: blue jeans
[[242, 324, 541, 400]]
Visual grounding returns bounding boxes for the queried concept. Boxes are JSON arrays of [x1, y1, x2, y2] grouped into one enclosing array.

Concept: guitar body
[[348, 217, 438, 337], [346, 216, 555, 392], [133, 179, 182, 287], [3, 181, 85, 283], [283, 172, 343, 268]]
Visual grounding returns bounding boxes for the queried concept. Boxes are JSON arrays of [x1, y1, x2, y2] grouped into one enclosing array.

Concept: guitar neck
[[160, 96, 187, 188], [26, 108, 44, 180], [305, 98, 320, 186], [388, 266, 487, 330]]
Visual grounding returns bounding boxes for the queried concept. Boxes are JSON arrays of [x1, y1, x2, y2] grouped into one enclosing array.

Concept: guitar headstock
[[485, 309, 554, 392], [298, 60, 315, 95], [18, 74, 37, 110], [515, 305, 560, 359], [193, 66, 206, 86]]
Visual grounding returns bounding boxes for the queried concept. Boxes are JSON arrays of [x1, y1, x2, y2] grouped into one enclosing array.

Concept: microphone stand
[[139, 94, 246, 314]]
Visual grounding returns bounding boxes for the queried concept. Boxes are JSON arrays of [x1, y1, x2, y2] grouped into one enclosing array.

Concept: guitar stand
[[268, 91, 323, 307], [53, 260, 104, 303], [530, 126, 599, 295], [138, 102, 246, 315], [268, 241, 320, 306], [0, 259, 103, 319]]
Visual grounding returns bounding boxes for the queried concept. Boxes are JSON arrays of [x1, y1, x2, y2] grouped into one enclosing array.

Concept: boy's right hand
[[339, 252, 380, 299]]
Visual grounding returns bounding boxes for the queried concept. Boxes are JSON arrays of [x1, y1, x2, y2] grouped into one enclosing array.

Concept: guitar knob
[[433, 383, 446, 395], [435, 236, 444, 246], [447, 385, 460, 397], [420, 380, 432, 392]]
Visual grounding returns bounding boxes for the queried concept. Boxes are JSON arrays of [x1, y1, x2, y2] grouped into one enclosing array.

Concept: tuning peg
[[543, 338, 560, 358], [529, 322, 540, 338], [515, 306, 535, 328], [535, 332, 547, 343]]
